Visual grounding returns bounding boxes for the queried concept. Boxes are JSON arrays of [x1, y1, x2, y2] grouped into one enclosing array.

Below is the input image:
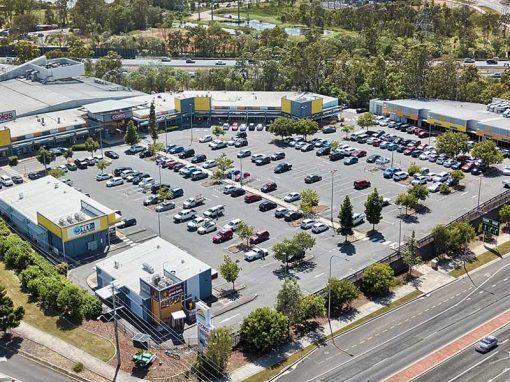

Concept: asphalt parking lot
[[10, 124, 510, 331]]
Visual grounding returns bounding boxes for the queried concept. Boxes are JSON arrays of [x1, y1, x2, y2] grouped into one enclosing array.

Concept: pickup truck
[[183, 195, 205, 209], [173, 209, 197, 223]]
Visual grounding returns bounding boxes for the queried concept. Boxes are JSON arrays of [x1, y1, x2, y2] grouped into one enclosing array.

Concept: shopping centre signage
[[66, 219, 101, 240], [0, 110, 16, 123]]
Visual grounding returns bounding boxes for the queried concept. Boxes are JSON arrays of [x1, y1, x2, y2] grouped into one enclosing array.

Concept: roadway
[[109, 58, 237, 68], [276, 251, 510, 382]]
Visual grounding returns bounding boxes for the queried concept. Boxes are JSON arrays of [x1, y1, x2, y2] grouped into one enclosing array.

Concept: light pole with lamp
[[329, 169, 337, 235], [157, 163, 162, 237], [477, 175, 482, 209], [390, 148, 395, 168], [397, 206, 403, 255], [239, 156, 244, 186]]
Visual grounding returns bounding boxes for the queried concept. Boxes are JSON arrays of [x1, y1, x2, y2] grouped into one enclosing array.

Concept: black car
[[75, 159, 88, 169], [235, 132, 247, 139], [105, 150, 119, 159], [305, 174, 322, 184], [502, 149, 510, 159], [259, 200, 278, 212], [451, 161, 463, 170], [114, 166, 132, 176], [396, 145, 407, 153], [274, 162, 292, 173], [169, 187, 184, 198], [411, 150, 423, 158], [235, 139, 248, 148], [231, 187, 246, 197], [179, 148, 195, 159], [366, 154, 381, 163], [119, 217, 137, 228], [139, 149, 151, 158], [11, 175, 23, 184], [284, 211, 304, 222], [316, 146, 331, 156], [322, 126, 336, 134], [271, 152, 285, 161], [132, 173, 150, 185], [471, 166, 485, 175], [173, 163, 185, 172], [329, 151, 344, 161], [255, 156, 271, 166], [186, 58, 196, 63], [261, 182, 277, 193], [191, 154, 207, 164]]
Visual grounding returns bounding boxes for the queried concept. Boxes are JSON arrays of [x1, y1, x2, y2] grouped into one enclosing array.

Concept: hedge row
[[0, 219, 101, 321], [71, 143, 87, 151]]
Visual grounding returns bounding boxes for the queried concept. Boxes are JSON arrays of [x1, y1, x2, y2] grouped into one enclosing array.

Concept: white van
[[203, 205, 225, 218], [223, 218, 242, 231], [0, 175, 13, 186]]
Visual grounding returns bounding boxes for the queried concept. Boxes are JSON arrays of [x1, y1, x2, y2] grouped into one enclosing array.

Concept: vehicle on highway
[[96, 173, 112, 181], [284, 210, 304, 222], [311, 222, 329, 234], [244, 247, 268, 261], [284, 192, 301, 202], [353, 179, 371, 189], [202, 160, 217, 169], [197, 219, 217, 235], [300, 219, 316, 230], [106, 177, 124, 187], [174, 209, 197, 223], [475, 336, 498, 353], [274, 162, 293, 173], [187, 216, 206, 231], [250, 230, 270, 244], [215, 60, 226, 66], [223, 218, 242, 231], [105, 150, 119, 159], [244, 192, 262, 203], [155, 201, 176, 212], [212, 229, 234, 243], [305, 174, 322, 184], [186, 58, 196, 63], [261, 182, 277, 193]]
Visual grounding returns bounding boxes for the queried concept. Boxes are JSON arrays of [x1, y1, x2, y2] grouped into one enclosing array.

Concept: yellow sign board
[[427, 118, 466, 132]]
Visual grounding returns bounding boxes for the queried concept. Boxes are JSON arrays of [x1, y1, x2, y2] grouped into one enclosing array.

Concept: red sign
[[111, 112, 126, 121], [0, 110, 15, 123]]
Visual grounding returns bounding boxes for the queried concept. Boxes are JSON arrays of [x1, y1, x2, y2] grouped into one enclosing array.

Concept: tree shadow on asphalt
[[0, 334, 23, 359], [415, 205, 431, 215], [401, 214, 419, 224], [366, 231, 385, 242], [337, 242, 356, 256], [368, 292, 396, 306]]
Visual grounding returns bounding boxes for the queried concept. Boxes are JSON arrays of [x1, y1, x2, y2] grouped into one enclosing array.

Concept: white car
[[156, 200, 175, 212], [139, 177, 155, 187], [224, 218, 242, 231], [428, 182, 442, 193], [284, 192, 301, 202], [106, 177, 124, 187], [503, 166, 510, 175], [197, 219, 217, 234], [376, 156, 390, 165], [244, 247, 269, 261], [96, 173, 112, 181], [419, 152, 429, 160], [199, 135, 212, 143], [187, 216, 205, 231], [215, 60, 226, 66], [393, 171, 409, 181], [353, 213, 365, 226], [58, 164, 68, 173], [300, 219, 316, 230], [411, 175, 428, 185], [312, 222, 329, 234], [0, 175, 13, 186], [433, 172, 449, 183], [202, 160, 217, 169], [344, 147, 357, 156], [227, 139, 236, 146], [223, 184, 238, 194]]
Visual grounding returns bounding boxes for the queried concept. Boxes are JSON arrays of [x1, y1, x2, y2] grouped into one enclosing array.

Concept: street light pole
[[477, 175, 482, 209], [111, 282, 121, 367], [240, 156, 243, 186], [390, 149, 394, 168], [329, 169, 337, 235], [398, 206, 403, 256]]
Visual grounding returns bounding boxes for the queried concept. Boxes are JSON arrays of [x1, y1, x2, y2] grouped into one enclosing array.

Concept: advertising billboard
[[66, 218, 101, 240]]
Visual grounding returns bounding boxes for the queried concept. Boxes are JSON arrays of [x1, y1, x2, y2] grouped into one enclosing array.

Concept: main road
[[276, 252, 510, 382]]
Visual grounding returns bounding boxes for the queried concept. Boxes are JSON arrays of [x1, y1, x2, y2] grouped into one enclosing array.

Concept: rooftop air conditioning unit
[[142, 263, 154, 274]]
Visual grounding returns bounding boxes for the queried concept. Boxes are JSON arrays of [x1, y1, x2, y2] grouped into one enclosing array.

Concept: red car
[[372, 139, 382, 147], [353, 179, 371, 190], [418, 131, 430, 138], [417, 144, 428, 150], [461, 162, 475, 172], [261, 182, 277, 193], [231, 122, 239, 131], [212, 229, 234, 243], [250, 230, 270, 244], [403, 147, 414, 155], [244, 193, 262, 203], [352, 150, 367, 158], [414, 128, 424, 136], [166, 160, 181, 169], [235, 172, 251, 182]]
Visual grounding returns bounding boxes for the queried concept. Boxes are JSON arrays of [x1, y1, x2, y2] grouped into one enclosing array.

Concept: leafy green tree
[[471, 139, 504, 167], [20, 265, 43, 289], [408, 163, 422, 176], [338, 196, 354, 242], [436, 131, 468, 159], [148, 143, 164, 156], [300, 294, 326, 321], [13, 40, 40, 64], [48, 168, 65, 179], [212, 125, 225, 138], [94, 50, 122, 79], [80, 293, 102, 320], [295, 119, 319, 141], [36, 147, 55, 174], [293, 231, 316, 253], [299, 189, 320, 216], [402, 231, 421, 278], [0, 285, 25, 333], [157, 188, 172, 201], [56, 284, 83, 320], [326, 278, 359, 310], [396, 192, 418, 216], [219, 255, 242, 291], [216, 153, 233, 173], [448, 221, 476, 256], [363, 263, 394, 296], [364, 188, 383, 231], [408, 184, 429, 202], [149, 100, 158, 144], [439, 183, 451, 194], [276, 279, 304, 326], [357, 112, 375, 130], [68, 39, 93, 59], [500, 204, 510, 227], [240, 307, 288, 353], [272, 239, 298, 271], [203, 327, 233, 376], [236, 222, 255, 247], [124, 121, 140, 147], [330, 140, 341, 151], [341, 124, 355, 138], [432, 224, 451, 257], [449, 170, 465, 183], [269, 117, 295, 140], [63, 149, 73, 159], [96, 160, 110, 173], [84, 137, 99, 156]]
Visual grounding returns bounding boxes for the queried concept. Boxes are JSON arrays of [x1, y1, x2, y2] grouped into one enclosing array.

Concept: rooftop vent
[[142, 263, 154, 274]]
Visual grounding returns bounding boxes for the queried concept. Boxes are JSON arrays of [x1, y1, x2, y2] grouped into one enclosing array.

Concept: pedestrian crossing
[[362, 236, 402, 249]]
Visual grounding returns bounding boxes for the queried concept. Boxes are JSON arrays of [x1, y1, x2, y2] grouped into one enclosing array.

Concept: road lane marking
[[314, 272, 325, 278], [219, 313, 240, 324], [488, 368, 510, 382], [447, 351, 500, 382]]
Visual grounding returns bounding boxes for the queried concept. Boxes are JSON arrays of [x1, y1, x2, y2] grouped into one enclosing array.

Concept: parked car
[[274, 163, 292, 173], [311, 222, 329, 234], [199, 135, 212, 143], [96, 173, 112, 181], [244, 193, 262, 203], [237, 150, 251, 158], [202, 160, 217, 169], [316, 146, 331, 156], [428, 182, 442, 193], [250, 230, 270, 244], [255, 156, 271, 166], [353, 179, 371, 189], [322, 126, 336, 134], [105, 150, 119, 159], [271, 152, 286, 161], [353, 213, 365, 226], [197, 219, 217, 235], [235, 139, 248, 148], [143, 195, 160, 206], [393, 171, 409, 181], [284, 211, 303, 222], [475, 336, 498, 353], [383, 167, 401, 178], [117, 217, 137, 228], [344, 157, 359, 165], [261, 182, 277, 193], [187, 217, 206, 231], [411, 175, 428, 185], [11, 175, 23, 184], [173, 209, 197, 223], [284, 192, 301, 202], [367, 154, 381, 163], [203, 205, 225, 218], [191, 154, 207, 164], [259, 200, 277, 212], [275, 207, 289, 218], [300, 219, 316, 230], [244, 247, 269, 261], [106, 177, 124, 187], [212, 229, 234, 243], [155, 201, 176, 212], [305, 174, 322, 184]]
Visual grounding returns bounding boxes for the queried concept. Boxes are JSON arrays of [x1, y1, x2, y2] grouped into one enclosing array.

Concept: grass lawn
[[448, 240, 510, 278], [244, 289, 422, 382], [0, 262, 115, 362]]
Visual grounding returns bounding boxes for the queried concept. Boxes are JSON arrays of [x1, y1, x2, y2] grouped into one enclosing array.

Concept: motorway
[[276, 252, 510, 382], [93, 58, 238, 69]]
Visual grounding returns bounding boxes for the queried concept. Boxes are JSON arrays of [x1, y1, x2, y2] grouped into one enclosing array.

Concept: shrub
[[240, 307, 288, 353], [71, 143, 87, 151], [439, 184, 451, 194], [8, 155, 18, 166], [80, 293, 102, 320], [73, 362, 84, 373], [326, 278, 360, 309], [363, 263, 395, 296]]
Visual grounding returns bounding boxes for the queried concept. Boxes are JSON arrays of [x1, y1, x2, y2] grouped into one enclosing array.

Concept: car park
[[244, 247, 269, 261], [300, 219, 316, 230], [305, 174, 322, 184], [197, 219, 217, 235], [475, 336, 498, 353], [284, 211, 303, 221], [259, 200, 277, 212], [284, 192, 301, 202], [353, 179, 371, 189], [96, 173, 112, 181], [250, 230, 270, 244], [312, 222, 329, 234], [155, 201, 176, 212], [261, 182, 277, 193], [106, 177, 123, 187], [212, 229, 233, 243]]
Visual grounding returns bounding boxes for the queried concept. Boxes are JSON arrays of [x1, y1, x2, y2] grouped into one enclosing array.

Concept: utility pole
[[237, 0, 241, 25], [99, 128, 104, 157], [111, 282, 121, 367], [329, 169, 337, 235]]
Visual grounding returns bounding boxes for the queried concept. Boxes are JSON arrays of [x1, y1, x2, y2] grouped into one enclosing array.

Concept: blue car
[[166, 144, 176, 152], [380, 141, 390, 149], [383, 167, 401, 178], [387, 143, 399, 151], [169, 145, 184, 154], [344, 157, 358, 165]]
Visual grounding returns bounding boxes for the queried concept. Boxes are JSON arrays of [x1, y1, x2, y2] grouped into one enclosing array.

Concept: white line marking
[[314, 272, 325, 278], [448, 351, 499, 382], [219, 313, 240, 324]]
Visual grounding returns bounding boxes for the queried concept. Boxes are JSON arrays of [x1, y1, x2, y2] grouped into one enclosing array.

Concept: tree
[[149, 101, 158, 144], [84, 137, 99, 156], [13, 40, 40, 64], [402, 231, 421, 278], [330, 140, 341, 151], [363, 263, 394, 296], [219, 255, 241, 291], [471, 139, 504, 167], [449, 170, 465, 184], [236, 222, 255, 247], [408, 184, 429, 202], [48, 168, 65, 179], [299, 189, 319, 216], [213, 153, 234, 181], [408, 163, 422, 176], [395, 192, 418, 216], [96, 160, 111, 173], [300, 294, 326, 321], [338, 196, 354, 242], [436, 131, 468, 159], [203, 327, 233, 375], [364, 188, 383, 231], [124, 121, 140, 147], [148, 143, 164, 156], [276, 279, 303, 327], [80, 293, 102, 320], [0, 285, 25, 333], [157, 187, 172, 201], [36, 147, 55, 174], [341, 124, 355, 138], [63, 149, 73, 159], [272, 239, 298, 272], [448, 221, 476, 256], [68, 39, 93, 59], [56, 284, 83, 320], [432, 224, 451, 257], [240, 307, 288, 353], [212, 125, 225, 138], [500, 204, 510, 227], [293, 232, 316, 253], [295, 119, 319, 141], [326, 278, 359, 310], [95, 50, 122, 79], [268, 117, 294, 140], [357, 112, 375, 130]]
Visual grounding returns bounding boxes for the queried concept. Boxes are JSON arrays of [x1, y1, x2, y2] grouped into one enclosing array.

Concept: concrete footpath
[[14, 322, 140, 382]]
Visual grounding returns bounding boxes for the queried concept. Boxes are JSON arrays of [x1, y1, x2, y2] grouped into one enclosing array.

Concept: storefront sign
[[159, 282, 185, 308], [196, 301, 212, 353], [67, 219, 100, 240], [111, 112, 127, 121], [0, 110, 16, 123]]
